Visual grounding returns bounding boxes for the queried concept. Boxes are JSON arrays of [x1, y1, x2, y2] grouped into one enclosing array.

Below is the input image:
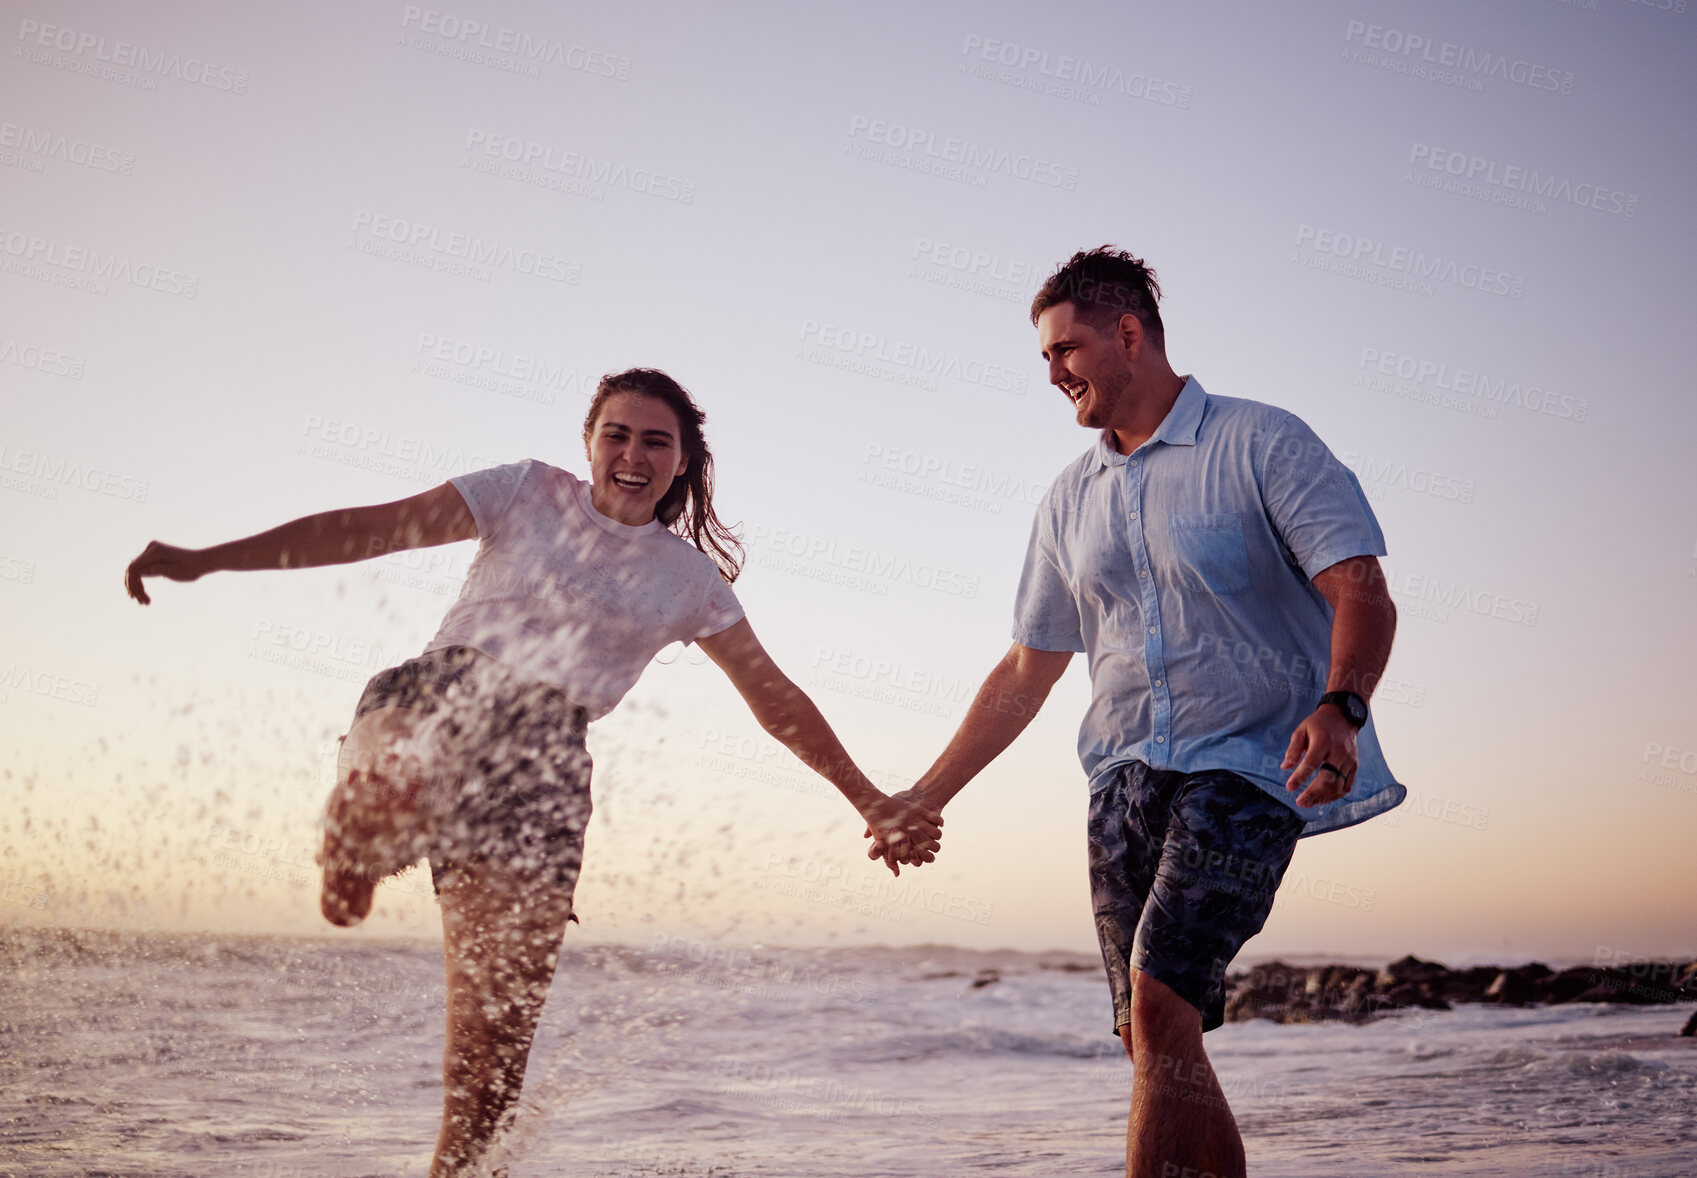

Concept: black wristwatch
[[1318, 690, 1369, 728]]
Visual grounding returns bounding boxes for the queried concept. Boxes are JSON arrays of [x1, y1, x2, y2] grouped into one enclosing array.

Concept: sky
[[2, 0, 1694, 967]]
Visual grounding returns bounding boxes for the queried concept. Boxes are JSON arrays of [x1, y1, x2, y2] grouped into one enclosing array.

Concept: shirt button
[[1129, 512, 1138, 520], [1148, 627, 1157, 634], [1129, 460, 1139, 468], [1140, 570, 1149, 578], [1155, 736, 1164, 743], [1153, 679, 1162, 687]]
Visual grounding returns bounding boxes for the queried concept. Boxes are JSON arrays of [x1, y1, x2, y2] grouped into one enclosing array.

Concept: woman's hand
[[698, 619, 946, 873], [125, 541, 210, 604], [859, 788, 944, 876]]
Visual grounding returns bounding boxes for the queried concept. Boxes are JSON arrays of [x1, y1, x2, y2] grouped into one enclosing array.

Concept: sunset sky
[[3, 0, 1694, 968]]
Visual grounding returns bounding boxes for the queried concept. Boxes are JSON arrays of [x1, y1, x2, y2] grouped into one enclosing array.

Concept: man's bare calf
[[1121, 971, 1245, 1178]]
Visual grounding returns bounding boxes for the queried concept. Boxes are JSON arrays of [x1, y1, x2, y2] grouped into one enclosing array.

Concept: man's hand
[[1282, 706, 1358, 807], [125, 541, 209, 604], [860, 788, 943, 876]]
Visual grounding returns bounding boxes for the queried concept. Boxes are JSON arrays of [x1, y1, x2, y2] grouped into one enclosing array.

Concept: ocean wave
[[1486, 1044, 1670, 1079], [855, 1023, 1109, 1062]]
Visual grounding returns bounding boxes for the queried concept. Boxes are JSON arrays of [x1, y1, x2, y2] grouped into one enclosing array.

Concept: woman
[[124, 368, 942, 1176]]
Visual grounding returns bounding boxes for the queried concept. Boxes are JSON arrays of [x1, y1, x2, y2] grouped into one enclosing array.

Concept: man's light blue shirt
[[1012, 376, 1405, 836]]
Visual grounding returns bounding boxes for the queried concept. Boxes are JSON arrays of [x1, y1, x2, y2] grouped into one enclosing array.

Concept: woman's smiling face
[[585, 390, 689, 526]]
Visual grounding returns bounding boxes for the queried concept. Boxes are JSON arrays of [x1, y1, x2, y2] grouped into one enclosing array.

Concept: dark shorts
[[349, 645, 593, 900], [1087, 761, 1305, 1035]]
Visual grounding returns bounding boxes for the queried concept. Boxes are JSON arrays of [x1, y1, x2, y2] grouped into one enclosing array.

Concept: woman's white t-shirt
[[423, 460, 744, 719]]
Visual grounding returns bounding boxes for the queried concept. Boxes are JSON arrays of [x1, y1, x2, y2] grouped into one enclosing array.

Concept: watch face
[[1325, 692, 1368, 726]]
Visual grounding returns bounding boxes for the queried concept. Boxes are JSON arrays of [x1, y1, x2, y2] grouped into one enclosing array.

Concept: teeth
[[612, 474, 648, 487]]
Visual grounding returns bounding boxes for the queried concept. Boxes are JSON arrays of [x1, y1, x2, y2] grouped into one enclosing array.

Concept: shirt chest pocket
[[1166, 512, 1250, 596]]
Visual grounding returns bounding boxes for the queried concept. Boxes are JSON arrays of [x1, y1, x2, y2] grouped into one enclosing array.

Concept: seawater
[[2, 930, 1693, 1176]]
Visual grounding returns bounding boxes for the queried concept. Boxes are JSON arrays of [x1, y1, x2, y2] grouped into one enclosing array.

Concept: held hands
[[861, 787, 943, 876], [1282, 705, 1359, 807], [124, 541, 207, 604]]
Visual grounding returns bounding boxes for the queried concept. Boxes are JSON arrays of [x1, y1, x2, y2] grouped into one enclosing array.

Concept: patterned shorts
[[349, 645, 593, 899], [1087, 761, 1305, 1035]]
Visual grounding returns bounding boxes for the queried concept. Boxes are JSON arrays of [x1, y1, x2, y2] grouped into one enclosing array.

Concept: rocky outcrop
[[1223, 956, 1697, 1026]]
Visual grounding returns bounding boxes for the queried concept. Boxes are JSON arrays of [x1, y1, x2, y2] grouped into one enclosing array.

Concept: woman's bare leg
[[319, 705, 444, 926], [429, 868, 574, 1177]]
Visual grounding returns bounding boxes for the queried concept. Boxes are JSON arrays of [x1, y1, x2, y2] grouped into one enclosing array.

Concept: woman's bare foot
[[318, 706, 453, 927], [319, 769, 394, 926]]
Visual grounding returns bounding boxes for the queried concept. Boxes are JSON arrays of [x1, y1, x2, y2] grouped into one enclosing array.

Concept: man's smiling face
[[1036, 300, 1136, 431]]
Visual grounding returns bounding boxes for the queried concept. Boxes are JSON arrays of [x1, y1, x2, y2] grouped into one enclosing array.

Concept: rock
[[1376, 954, 1449, 989], [1382, 982, 1451, 1012], [1442, 965, 1502, 1004], [1298, 966, 1376, 1020], [1579, 967, 1684, 1005], [1570, 984, 1623, 1004], [1039, 960, 1099, 974], [1606, 962, 1693, 1004], [1476, 964, 1547, 1005], [1681, 1010, 1697, 1038], [1219, 955, 1697, 1025], [1223, 988, 1261, 1023], [1318, 964, 1375, 994], [1223, 962, 1318, 1023], [1484, 970, 1535, 1005], [1537, 967, 1604, 1004]]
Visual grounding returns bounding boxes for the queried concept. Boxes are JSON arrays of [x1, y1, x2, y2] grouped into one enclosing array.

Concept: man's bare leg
[[1122, 970, 1245, 1178], [430, 868, 573, 1178]]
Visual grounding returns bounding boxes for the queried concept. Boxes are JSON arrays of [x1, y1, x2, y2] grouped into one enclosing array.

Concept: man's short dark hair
[[1030, 246, 1165, 353]]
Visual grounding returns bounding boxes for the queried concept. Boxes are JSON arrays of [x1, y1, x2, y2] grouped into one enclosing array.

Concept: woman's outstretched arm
[[696, 619, 943, 872], [124, 482, 476, 604]]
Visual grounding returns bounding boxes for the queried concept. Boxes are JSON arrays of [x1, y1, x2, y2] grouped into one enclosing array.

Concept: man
[[871, 247, 1404, 1178]]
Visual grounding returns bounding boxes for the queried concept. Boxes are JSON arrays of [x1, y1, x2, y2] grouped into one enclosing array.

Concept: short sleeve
[[1011, 506, 1085, 653], [450, 460, 534, 543], [1258, 414, 1387, 579], [691, 568, 746, 641]]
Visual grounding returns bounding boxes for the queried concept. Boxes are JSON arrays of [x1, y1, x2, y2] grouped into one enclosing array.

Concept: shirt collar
[[572, 474, 661, 536], [1091, 375, 1205, 470]]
